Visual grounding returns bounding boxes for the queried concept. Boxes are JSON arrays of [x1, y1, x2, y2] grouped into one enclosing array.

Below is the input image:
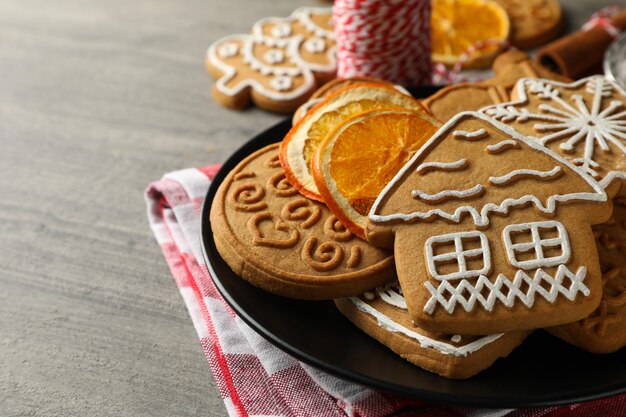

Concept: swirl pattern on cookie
[[210, 143, 394, 300]]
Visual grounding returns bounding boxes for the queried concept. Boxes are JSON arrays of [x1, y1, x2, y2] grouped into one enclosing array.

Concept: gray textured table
[[0, 1, 607, 416]]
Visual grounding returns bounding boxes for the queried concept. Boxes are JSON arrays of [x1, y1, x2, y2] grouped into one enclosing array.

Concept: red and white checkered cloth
[[145, 165, 626, 417]]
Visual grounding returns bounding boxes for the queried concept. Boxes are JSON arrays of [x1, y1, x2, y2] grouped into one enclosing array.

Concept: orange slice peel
[[280, 83, 430, 202], [312, 108, 441, 240], [432, 0, 510, 69]]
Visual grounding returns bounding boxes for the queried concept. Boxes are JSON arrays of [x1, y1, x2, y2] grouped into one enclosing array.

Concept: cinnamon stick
[[535, 11, 626, 79]]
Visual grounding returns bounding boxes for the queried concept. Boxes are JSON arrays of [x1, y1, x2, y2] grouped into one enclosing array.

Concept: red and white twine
[[333, 0, 432, 86], [582, 4, 623, 39]]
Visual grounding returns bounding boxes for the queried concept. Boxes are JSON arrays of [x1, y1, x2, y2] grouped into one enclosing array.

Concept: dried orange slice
[[280, 83, 429, 201], [292, 77, 408, 124], [432, 0, 510, 69], [312, 109, 441, 240]]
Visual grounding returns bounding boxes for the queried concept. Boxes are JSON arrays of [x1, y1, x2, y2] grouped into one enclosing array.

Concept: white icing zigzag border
[[423, 264, 589, 314]]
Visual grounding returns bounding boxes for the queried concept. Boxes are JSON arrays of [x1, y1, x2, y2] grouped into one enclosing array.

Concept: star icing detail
[[482, 76, 626, 182]]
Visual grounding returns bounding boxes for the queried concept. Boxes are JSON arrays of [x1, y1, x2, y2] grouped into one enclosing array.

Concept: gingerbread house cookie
[[481, 76, 626, 196], [366, 112, 611, 335], [336, 281, 531, 379], [206, 7, 336, 113]]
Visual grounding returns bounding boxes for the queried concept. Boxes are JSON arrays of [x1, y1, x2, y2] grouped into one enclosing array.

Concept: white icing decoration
[[586, 77, 613, 97], [207, 8, 336, 105], [263, 49, 285, 65], [451, 335, 462, 343], [346, 297, 504, 357], [270, 76, 293, 91], [250, 7, 337, 74], [207, 34, 315, 102], [425, 231, 491, 281], [488, 166, 562, 186], [486, 139, 520, 154], [503, 221, 571, 270], [481, 76, 626, 188], [453, 128, 488, 140], [218, 42, 239, 58], [271, 23, 292, 38], [415, 158, 468, 174], [363, 291, 375, 301], [303, 38, 326, 54], [424, 265, 589, 314], [411, 184, 484, 203], [242, 36, 300, 76], [292, 7, 334, 39], [375, 282, 406, 309], [289, 35, 336, 74], [572, 158, 601, 178], [369, 112, 607, 228]]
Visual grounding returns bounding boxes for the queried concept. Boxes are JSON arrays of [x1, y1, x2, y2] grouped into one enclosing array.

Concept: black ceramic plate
[[200, 117, 626, 409]]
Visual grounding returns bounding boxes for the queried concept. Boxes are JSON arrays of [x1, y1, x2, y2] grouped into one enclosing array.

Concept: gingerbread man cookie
[[206, 7, 336, 113], [481, 76, 626, 196], [366, 112, 611, 335], [210, 143, 394, 299]]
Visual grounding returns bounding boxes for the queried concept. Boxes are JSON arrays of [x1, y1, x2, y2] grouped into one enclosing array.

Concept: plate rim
[[199, 118, 626, 409]]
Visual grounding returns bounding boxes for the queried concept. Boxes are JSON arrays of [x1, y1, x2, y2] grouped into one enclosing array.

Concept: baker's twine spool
[[333, 0, 431, 86]]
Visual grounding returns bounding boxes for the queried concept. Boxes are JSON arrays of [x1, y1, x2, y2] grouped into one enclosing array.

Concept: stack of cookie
[[210, 72, 626, 379]]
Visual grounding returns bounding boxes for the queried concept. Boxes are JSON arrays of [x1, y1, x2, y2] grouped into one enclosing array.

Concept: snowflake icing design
[[484, 77, 626, 179]]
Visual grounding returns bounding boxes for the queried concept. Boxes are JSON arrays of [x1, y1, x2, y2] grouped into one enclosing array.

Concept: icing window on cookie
[[271, 23, 292, 38], [303, 38, 326, 54], [503, 221, 571, 270], [425, 231, 491, 281], [263, 49, 285, 65], [270, 76, 293, 91], [218, 43, 239, 58]]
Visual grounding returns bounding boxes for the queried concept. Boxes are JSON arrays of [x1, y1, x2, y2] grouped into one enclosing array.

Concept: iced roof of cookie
[[369, 112, 607, 227]]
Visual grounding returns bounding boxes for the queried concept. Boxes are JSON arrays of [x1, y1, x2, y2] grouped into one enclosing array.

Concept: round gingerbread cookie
[[423, 51, 570, 123], [493, 0, 563, 49], [210, 143, 395, 300]]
